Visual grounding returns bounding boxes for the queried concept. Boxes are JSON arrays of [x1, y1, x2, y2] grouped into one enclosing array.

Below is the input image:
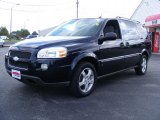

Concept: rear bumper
[[5, 54, 72, 85]]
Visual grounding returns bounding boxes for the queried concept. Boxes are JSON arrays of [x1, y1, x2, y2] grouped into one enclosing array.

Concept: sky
[[0, 0, 142, 33]]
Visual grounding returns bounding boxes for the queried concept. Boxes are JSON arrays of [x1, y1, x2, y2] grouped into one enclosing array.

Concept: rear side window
[[136, 24, 147, 39], [119, 20, 140, 41]]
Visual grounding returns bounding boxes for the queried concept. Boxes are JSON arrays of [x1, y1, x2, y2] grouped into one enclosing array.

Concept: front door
[[98, 20, 125, 76]]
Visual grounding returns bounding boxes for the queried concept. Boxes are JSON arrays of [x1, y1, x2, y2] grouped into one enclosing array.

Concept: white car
[[0, 38, 4, 47], [0, 36, 8, 40]]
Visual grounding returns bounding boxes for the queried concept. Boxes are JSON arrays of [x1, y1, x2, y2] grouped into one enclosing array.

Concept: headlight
[[37, 47, 67, 58]]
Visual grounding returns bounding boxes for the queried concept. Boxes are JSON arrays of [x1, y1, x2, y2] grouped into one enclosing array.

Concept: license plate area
[[11, 69, 21, 80]]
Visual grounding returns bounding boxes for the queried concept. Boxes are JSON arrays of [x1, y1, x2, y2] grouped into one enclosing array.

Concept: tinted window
[[119, 20, 140, 40], [103, 20, 121, 39], [137, 24, 147, 39], [47, 19, 103, 37]]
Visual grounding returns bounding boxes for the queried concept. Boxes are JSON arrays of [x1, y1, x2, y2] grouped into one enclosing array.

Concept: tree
[[0, 27, 9, 36], [15, 30, 21, 39], [32, 31, 38, 35], [20, 29, 30, 38], [11, 29, 30, 39]]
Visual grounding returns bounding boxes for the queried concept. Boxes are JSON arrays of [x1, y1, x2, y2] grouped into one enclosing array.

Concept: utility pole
[[10, 3, 20, 35], [76, 0, 79, 19], [10, 8, 13, 34]]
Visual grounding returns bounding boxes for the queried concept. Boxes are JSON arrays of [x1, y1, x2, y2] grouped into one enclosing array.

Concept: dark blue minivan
[[5, 18, 151, 97]]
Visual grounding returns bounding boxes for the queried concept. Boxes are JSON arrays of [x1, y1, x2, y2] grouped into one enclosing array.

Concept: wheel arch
[[71, 52, 99, 73], [141, 49, 150, 59]]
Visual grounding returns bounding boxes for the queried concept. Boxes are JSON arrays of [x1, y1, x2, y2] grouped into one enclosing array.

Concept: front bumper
[[6, 70, 70, 86], [5, 54, 72, 85]]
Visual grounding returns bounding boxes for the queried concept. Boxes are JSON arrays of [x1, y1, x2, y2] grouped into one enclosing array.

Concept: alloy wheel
[[141, 57, 147, 73], [79, 68, 94, 93]]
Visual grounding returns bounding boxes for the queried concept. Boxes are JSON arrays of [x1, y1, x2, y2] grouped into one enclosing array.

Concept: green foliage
[[11, 29, 30, 39], [20, 29, 30, 37], [0, 27, 9, 36]]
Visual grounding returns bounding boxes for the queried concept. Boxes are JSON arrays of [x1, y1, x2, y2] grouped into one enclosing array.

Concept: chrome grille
[[8, 50, 32, 69], [10, 50, 31, 59]]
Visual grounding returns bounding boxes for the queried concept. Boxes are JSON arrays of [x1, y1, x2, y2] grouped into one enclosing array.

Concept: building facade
[[131, 0, 160, 53], [39, 27, 55, 36]]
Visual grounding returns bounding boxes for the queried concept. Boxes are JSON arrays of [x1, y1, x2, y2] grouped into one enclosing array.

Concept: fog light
[[41, 64, 48, 70]]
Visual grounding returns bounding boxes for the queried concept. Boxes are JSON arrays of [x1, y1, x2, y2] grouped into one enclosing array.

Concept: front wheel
[[70, 62, 97, 97], [135, 55, 148, 75]]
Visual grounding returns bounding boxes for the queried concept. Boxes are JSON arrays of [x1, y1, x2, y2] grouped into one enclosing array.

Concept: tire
[[70, 62, 97, 97], [135, 55, 148, 75]]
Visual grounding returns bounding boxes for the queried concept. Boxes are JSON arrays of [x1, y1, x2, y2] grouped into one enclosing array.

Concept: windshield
[[47, 19, 103, 37]]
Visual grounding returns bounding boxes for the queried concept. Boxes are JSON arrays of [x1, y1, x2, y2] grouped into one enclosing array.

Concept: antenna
[[99, 14, 102, 18]]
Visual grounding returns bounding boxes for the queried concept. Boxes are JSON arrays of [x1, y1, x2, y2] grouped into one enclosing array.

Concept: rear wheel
[[135, 55, 148, 75], [70, 62, 97, 97]]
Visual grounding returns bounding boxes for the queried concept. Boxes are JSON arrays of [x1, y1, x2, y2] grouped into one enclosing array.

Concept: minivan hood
[[13, 36, 91, 48]]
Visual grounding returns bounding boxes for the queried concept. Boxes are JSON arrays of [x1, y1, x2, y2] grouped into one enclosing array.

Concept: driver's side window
[[103, 20, 121, 39]]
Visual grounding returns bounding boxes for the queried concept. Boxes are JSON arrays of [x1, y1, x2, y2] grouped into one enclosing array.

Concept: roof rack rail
[[116, 16, 140, 23]]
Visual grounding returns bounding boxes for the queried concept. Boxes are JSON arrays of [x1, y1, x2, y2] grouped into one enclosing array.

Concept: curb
[[4, 44, 13, 47], [152, 53, 160, 55]]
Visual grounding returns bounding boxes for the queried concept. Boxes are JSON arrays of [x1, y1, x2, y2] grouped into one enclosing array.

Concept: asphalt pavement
[[0, 47, 160, 120]]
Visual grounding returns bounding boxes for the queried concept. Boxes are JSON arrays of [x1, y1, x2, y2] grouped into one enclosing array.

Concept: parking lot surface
[[0, 47, 160, 120]]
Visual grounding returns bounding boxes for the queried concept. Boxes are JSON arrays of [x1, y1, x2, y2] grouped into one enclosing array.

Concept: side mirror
[[98, 32, 117, 44], [104, 32, 117, 41]]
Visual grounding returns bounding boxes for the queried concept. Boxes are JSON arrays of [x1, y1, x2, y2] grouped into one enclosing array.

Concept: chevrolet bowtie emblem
[[13, 56, 19, 61]]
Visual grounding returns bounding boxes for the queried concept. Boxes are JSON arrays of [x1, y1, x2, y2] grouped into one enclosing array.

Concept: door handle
[[120, 42, 125, 48], [126, 42, 130, 47]]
